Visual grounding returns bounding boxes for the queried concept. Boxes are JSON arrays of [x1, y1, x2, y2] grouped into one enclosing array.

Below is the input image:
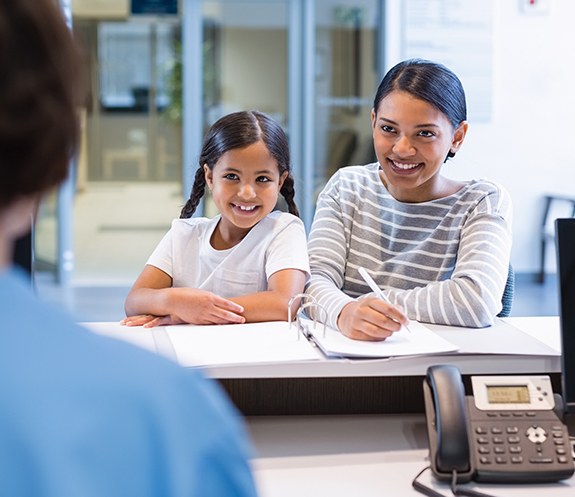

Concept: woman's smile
[[388, 159, 423, 175]]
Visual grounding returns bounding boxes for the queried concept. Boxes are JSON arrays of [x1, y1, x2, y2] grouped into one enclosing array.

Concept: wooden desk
[[248, 413, 575, 497]]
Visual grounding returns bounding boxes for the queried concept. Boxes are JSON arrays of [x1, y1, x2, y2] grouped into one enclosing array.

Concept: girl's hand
[[124, 265, 246, 326], [337, 295, 408, 341], [121, 314, 184, 328], [163, 288, 246, 325]]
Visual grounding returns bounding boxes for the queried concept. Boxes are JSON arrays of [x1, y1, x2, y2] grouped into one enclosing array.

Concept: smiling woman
[[305, 59, 512, 341], [371, 91, 468, 203], [123, 110, 310, 327]]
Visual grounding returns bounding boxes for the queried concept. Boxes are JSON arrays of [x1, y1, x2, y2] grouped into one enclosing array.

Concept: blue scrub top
[[0, 268, 258, 497]]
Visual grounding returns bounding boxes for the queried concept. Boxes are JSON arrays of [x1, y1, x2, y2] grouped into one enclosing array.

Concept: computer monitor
[[555, 218, 575, 434]]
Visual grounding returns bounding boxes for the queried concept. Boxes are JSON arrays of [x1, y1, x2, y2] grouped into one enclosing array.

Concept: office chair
[[497, 263, 515, 318]]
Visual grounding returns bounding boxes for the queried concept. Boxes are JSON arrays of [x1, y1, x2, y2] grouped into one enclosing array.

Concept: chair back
[[497, 263, 514, 318]]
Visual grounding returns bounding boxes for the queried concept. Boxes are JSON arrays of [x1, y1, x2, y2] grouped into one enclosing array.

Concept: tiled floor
[[36, 273, 130, 322], [512, 273, 559, 317]]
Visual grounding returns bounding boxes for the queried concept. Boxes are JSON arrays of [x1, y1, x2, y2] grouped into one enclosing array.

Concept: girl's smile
[[231, 202, 261, 217]]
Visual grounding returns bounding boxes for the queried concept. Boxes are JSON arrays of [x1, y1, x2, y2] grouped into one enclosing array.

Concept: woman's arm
[[306, 176, 350, 320], [307, 173, 512, 337], [388, 209, 512, 328], [123, 265, 245, 326]]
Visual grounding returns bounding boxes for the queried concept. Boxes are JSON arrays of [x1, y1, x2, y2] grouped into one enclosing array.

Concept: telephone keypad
[[469, 405, 573, 478]]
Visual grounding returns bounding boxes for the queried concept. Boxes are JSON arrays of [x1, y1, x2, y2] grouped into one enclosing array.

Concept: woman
[[306, 58, 512, 341]]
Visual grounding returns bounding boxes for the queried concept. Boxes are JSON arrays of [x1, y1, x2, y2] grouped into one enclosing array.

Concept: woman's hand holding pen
[[337, 295, 409, 341]]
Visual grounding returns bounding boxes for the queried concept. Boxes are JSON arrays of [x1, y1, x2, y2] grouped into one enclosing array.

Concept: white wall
[[448, 1, 575, 274]]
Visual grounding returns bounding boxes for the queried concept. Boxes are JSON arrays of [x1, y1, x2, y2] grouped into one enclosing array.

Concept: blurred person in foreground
[[0, 1, 258, 495]]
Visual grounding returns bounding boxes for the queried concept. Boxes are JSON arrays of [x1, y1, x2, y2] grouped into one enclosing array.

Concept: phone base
[[565, 413, 575, 459]]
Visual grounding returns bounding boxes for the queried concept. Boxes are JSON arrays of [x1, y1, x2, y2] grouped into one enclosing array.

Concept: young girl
[[306, 59, 512, 341], [123, 111, 309, 327]]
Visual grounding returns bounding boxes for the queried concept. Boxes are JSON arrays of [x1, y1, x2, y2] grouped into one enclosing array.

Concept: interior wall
[[448, 2, 575, 275], [219, 28, 287, 123]]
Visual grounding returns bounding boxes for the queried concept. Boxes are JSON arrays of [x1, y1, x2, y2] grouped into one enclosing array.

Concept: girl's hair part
[[373, 58, 466, 159], [180, 110, 299, 218]]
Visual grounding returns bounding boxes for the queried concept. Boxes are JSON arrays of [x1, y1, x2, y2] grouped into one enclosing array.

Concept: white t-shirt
[[147, 211, 310, 299]]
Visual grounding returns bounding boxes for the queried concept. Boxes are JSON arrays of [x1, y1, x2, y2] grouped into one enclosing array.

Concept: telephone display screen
[[486, 385, 530, 404]]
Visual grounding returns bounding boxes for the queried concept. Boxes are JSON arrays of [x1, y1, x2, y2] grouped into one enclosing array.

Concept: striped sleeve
[[305, 163, 513, 330], [306, 170, 356, 330], [388, 186, 513, 327]]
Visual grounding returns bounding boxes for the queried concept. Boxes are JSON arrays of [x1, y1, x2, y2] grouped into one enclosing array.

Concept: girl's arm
[[123, 265, 245, 326], [230, 268, 307, 322]]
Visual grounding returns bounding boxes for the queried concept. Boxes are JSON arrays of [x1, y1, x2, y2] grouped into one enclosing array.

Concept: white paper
[[304, 319, 459, 358], [165, 321, 321, 367]]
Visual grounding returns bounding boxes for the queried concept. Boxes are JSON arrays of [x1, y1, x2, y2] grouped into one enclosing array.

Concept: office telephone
[[423, 365, 574, 484]]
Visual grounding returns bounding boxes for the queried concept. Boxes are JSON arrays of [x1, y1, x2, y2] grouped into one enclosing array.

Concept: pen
[[358, 267, 412, 333]]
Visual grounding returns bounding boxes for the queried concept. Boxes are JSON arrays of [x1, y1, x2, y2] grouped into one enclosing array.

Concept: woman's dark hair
[[0, 0, 84, 208], [180, 110, 299, 218], [373, 59, 466, 159]]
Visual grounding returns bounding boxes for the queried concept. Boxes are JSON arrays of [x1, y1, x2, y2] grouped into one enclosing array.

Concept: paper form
[[165, 321, 321, 367], [304, 319, 459, 359]]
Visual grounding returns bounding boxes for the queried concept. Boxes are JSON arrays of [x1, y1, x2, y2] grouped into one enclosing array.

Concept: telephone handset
[[423, 364, 574, 484]]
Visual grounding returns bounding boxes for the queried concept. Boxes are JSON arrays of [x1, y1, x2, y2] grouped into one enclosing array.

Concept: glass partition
[[35, 0, 384, 287], [312, 1, 379, 211]]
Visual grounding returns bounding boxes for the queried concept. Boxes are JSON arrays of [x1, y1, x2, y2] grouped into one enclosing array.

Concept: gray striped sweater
[[306, 162, 513, 329]]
